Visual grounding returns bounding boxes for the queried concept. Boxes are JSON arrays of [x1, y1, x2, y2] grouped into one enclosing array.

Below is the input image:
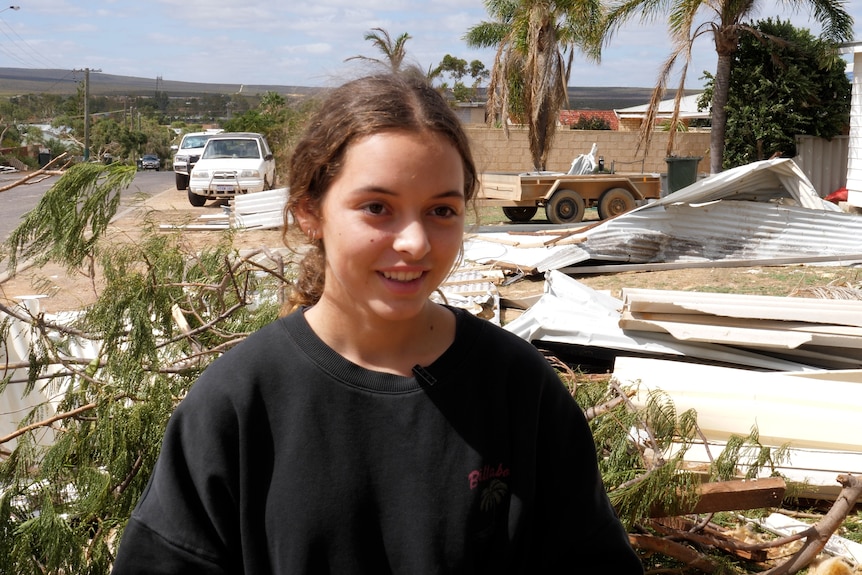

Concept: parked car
[[138, 154, 161, 171], [172, 130, 222, 190], [187, 132, 276, 207]]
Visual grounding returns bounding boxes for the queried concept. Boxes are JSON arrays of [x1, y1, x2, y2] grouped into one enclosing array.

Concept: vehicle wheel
[[263, 176, 271, 191], [188, 190, 207, 207], [502, 206, 538, 222], [597, 187, 636, 220], [175, 173, 189, 190], [545, 189, 585, 224]]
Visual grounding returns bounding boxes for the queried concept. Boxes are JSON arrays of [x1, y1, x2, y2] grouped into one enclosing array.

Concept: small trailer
[[478, 171, 662, 224]]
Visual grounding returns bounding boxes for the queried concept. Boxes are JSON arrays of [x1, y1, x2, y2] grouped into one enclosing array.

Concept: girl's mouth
[[381, 270, 424, 282]]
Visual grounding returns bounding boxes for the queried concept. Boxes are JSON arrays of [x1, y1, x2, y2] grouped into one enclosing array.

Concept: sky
[[0, 0, 860, 91]]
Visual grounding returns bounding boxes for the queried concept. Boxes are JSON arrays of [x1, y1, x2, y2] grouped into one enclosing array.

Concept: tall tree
[[701, 18, 851, 169], [602, 0, 853, 174], [465, 0, 603, 171], [429, 55, 490, 102], [345, 28, 413, 72]]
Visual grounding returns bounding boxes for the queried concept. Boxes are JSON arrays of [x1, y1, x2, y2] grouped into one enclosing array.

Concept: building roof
[[838, 41, 862, 54], [615, 93, 710, 120]]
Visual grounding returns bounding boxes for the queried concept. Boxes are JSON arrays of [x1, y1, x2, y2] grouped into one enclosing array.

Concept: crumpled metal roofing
[[464, 158, 862, 272]]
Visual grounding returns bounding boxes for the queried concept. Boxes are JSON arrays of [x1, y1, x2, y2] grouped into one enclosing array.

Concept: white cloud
[[1, 0, 858, 87]]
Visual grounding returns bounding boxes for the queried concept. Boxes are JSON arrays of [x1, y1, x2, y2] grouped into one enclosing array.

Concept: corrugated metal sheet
[[579, 200, 862, 264], [503, 270, 815, 371], [232, 187, 289, 230], [465, 159, 862, 271], [648, 157, 831, 209], [794, 135, 848, 197]]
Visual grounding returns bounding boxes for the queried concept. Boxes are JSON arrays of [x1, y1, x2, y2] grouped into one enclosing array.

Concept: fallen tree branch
[[629, 533, 718, 573], [643, 474, 862, 574], [0, 393, 126, 446], [758, 474, 862, 575], [0, 152, 70, 193]]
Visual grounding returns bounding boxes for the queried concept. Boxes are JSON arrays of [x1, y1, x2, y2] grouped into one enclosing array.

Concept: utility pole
[[75, 67, 102, 161], [84, 68, 90, 161]]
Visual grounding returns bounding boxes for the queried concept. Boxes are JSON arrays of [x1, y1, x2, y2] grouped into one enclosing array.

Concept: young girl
[[112, 73, 643, 574]]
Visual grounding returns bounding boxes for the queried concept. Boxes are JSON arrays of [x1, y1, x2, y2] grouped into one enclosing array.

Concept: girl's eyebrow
[[437, 190, 466, 200], [355, 186, 465, 199]]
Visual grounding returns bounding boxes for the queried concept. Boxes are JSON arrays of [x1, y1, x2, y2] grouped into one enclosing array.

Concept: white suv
[[187, 132, 276, 206], [172, 130, 222, 191]]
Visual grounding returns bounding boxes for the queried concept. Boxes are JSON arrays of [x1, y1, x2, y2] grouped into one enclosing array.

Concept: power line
[[0, 15, 60, 69]]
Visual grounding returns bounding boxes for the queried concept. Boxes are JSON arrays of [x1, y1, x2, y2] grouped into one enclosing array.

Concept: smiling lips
[[381, 270, 424, 282]]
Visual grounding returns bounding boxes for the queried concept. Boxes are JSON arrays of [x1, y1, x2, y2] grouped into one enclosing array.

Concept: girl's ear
[[293, 198, 321, 238]]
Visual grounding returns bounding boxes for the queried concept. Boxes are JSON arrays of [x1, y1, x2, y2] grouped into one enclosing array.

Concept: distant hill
[[0, 67, 681, 110], [0, 67, 323, 99]]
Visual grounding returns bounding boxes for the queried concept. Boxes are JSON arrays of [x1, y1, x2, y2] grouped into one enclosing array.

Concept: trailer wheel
[[545, 189, 585, 224], [502, 206, 538, 222], [598, 187, 636, 220]]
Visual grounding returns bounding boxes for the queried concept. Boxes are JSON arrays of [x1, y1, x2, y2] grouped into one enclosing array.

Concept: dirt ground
[[0, 189, 284, 314], [2, 188, 860, 315]]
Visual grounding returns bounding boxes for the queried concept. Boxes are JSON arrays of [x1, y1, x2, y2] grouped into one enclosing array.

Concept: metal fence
[[794, 135, 849, 197]]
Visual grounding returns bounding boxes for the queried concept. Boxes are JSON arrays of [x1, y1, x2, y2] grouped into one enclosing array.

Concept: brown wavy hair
[[282, 72, 478, 313]]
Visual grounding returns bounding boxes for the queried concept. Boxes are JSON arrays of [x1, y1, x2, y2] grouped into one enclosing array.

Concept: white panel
[[847, 52, 862, 200]]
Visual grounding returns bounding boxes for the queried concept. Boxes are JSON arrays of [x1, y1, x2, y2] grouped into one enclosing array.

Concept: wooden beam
[[650, 477, 786, 518]]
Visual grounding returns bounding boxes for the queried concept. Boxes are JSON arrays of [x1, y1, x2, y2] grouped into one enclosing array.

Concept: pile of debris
[[462, 158, 862, 573]]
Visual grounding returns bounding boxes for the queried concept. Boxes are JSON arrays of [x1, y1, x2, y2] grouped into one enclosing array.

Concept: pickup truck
[[478, 171, 661, 224], [172, 129, 223, 190]]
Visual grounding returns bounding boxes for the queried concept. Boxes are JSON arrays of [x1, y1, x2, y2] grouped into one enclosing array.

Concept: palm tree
[[602, 0, 853, 174], [345, 28, 413, 73], [465, 0, 603, 171]]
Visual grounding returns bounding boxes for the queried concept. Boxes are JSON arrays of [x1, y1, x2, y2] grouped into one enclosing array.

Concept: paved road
[[0, 169, 175, 241]]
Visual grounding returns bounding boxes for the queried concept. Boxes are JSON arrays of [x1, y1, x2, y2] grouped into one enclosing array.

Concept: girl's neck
[[303, 301, 456, 377]]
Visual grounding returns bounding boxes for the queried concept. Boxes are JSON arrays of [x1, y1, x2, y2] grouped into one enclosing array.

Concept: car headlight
[[192, 170, 208, 178], [175, 155, 189, 163], [240, 169, 261, 178]]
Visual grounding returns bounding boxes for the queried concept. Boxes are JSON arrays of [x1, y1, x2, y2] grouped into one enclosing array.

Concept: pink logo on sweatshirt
[[468, 463, 510, 489]]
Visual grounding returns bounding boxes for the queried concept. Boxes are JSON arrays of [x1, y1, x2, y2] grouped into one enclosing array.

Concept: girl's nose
[[392, 218, 431, 259]]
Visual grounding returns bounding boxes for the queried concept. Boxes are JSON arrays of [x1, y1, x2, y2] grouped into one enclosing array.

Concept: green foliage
[[5, 163, 136, 274], [701, 18, 850, 169], [345, 27, 413, 73], [601, 0, 852, 172], [430, 54, 489, 102], [570, 377, 791, 532], [842, 511, 862, 544], [569, 115, 611, 130], [465, 0, 603, 170], [0, 166, 286, 573], [224, 95, 320, 178]]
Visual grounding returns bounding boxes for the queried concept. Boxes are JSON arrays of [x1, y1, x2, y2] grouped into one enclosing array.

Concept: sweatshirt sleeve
[[112, 372, 242, 574], [533, 367, 644, 573], [112, 516, 228, 575]]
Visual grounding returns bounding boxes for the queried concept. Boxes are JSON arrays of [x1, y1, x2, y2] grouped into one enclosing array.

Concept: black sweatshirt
[[112, 307, 642, 574]]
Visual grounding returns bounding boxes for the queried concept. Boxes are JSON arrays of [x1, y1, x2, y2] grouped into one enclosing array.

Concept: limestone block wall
[[465, 126, 711, 175]]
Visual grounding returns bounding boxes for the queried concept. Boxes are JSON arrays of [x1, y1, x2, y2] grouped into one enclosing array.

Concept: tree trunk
[[709, 51, 733, 174]]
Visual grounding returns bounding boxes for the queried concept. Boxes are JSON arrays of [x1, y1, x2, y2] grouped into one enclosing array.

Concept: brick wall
[[465, 126, 711, 175]]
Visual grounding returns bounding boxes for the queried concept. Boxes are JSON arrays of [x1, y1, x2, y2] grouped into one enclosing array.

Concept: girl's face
[[300, 129, 466, 325]]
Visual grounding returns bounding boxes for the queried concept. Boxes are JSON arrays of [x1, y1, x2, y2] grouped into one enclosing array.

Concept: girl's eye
[[362, 202, 387, 215], [431, 205, 458, 218]]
